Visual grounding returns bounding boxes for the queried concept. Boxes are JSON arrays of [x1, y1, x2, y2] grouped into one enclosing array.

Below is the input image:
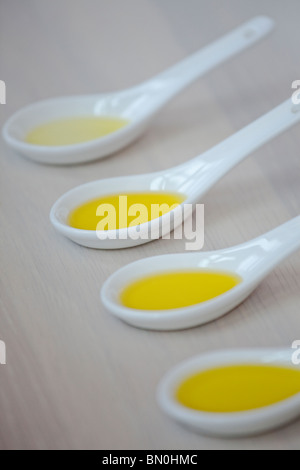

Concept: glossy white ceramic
[[2, 17, 274, 165], [101, 216, 300, 330], [157, 348, 300, 437], [50, 99, 300, 249]]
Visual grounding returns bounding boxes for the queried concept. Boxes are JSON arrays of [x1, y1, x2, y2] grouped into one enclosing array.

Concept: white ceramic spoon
[[50, 98, 300, 249], [2, 17, 274, 165], [101, 216, 300, 330], [157, 348, 300, 437]]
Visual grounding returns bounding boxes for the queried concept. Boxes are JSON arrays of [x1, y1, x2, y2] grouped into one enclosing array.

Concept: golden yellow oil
[[176, 364, 300, 412], [68, 192, 185, 231], [120, 270, 241, 310], [25, 116, 128, 146]]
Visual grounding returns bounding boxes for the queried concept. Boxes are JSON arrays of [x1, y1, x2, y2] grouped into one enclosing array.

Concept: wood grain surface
[[0, 0, 300, 450]]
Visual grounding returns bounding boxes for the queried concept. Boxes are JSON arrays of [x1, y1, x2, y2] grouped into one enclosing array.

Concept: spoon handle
[[181, 98, 300, 196], [141, 16, 274, 108], [234, 217, 300, 279], [257, 216, 300, 269]]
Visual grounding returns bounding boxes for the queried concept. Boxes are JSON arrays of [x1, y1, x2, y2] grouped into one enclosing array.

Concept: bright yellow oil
[[176, 364, 300, 413], [68, 192, 185, 231], [25, 116, 128, 146], [120, 270, 241, 310]]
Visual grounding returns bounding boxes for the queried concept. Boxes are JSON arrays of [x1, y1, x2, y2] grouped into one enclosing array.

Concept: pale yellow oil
[[120, 270, 241, 310], [68, 192, 185, 231], [25, 116, 128, 146], [176, 364, 300, 413]]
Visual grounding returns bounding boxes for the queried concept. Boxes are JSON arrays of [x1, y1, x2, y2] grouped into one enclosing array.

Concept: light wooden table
[[1, 0, 300, 450]]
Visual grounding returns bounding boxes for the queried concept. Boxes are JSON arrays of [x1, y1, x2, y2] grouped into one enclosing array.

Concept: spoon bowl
[[2, 91, 157, 165], [2, 17, 274, 165], [101, 216, 300, 330], [101, 253, 251, 330], [157, 348, 300, 437], [50, 167, 191, 249]]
